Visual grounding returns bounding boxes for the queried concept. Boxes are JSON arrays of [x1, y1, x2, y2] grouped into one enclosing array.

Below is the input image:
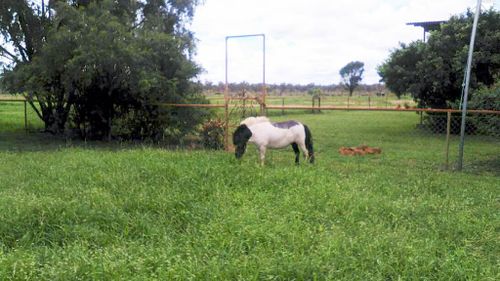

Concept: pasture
[[0, 101, 498, 280], [206, 92, 417, 108]]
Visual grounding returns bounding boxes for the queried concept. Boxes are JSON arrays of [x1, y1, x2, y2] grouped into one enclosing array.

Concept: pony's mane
[[240, 116, 270, 127]]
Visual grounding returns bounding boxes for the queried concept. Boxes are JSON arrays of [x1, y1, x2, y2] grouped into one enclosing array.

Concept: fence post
[[312, 96, 321, 114], [24, 100, 28, 133], [224, 97, 229, 150], [445, 110, 451, 170], [242, 98, 246, 118]]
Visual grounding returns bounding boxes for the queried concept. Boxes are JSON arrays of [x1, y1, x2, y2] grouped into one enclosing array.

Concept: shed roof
[[406, 20, 447, 32]]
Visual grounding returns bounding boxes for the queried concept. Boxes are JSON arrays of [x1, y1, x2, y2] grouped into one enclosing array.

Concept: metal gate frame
[[224, 34, 266, 150]]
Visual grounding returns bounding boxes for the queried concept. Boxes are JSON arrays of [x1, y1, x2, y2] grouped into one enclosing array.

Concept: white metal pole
[[458, 0, 482, 171], [224, 37, 229, 150]]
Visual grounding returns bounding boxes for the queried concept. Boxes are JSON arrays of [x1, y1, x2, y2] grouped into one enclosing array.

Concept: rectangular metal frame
[[224, 34, 266, 149]]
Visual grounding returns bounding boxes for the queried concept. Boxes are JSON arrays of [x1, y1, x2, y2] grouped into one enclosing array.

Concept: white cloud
[[191, 0, 495, 84]]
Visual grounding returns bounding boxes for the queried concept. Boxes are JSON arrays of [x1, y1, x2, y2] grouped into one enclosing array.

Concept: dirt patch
[[339, 145, 382, 156]]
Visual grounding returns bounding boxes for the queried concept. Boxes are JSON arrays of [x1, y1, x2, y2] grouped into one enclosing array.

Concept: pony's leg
[[258, 145, 267, 166], [291, 143, 300, 164], [298, 142, 310, 161]]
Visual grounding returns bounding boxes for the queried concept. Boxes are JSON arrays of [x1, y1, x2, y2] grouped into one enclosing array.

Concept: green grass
[[0, 102, 499, 280], [0, 101, 43, 132]]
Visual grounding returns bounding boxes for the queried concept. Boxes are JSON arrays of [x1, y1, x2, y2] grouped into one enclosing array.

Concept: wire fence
[[206, 93, 413, 109], [266, 106, 498, 172], [1, 97, 498, 173]]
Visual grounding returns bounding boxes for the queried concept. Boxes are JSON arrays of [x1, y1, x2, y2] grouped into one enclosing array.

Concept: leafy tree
[[467, 81, 500, 136], [378, 9, 500, 108], [339, 61, 364, 96], [0, 0, 57, 131], [307, 87, 322, 97], [377, 42, 425, 99], [1, 0, 205, 140]]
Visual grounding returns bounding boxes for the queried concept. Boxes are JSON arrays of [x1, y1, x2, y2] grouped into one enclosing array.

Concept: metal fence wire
[[418, 111, 499, 136], [414, 111, 498, 171]]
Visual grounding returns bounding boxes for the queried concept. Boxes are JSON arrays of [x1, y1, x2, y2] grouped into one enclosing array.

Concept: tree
[[0, 0, 58, 131], [467, 81, 500, 135], [339, 61, 364, 96], [378, 9, 500, 108], [377, 42, 425, 99], [307, 87, 322, 97], [1, 0, 205, 140]]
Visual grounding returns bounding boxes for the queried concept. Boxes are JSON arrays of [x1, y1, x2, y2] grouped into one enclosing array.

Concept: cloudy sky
[[189, 0, 498, 85]]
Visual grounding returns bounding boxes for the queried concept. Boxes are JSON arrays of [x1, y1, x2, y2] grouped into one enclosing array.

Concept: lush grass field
[[0, 102, 498, 280]]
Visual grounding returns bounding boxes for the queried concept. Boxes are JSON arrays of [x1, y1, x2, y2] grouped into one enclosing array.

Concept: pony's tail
[[304, 125, 314, 163]]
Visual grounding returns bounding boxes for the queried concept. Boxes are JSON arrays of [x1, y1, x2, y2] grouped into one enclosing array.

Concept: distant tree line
[[201, 81, 385, 95]]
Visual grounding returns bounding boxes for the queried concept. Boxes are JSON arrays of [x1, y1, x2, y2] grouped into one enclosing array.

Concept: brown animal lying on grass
[[338, 145, 382, 156]]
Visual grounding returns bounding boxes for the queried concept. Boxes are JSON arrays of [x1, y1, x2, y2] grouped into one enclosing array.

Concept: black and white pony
[[232, 116, 314, 165]]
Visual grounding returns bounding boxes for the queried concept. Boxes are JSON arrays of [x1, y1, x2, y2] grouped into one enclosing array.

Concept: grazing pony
[[232, 116, 314, 165]]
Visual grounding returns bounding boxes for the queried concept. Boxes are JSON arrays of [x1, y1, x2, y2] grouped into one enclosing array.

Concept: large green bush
[[468, 81, 500, 136], [1, 0, 206, 141]]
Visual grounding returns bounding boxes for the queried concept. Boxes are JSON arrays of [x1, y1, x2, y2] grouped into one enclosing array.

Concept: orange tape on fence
[[161, 103, 500, 114]]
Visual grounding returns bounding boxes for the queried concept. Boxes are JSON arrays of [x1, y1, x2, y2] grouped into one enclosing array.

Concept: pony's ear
[[233, 124, 252, 145]]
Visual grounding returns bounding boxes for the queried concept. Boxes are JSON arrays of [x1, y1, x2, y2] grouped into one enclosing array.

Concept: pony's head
[[232, 124, 252, 159]]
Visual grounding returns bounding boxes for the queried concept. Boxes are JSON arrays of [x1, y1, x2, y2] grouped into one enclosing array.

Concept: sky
[[189, 0, 498, 85]]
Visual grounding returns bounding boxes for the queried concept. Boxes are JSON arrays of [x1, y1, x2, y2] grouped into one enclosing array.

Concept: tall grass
[[0, 102, 498, 280]]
